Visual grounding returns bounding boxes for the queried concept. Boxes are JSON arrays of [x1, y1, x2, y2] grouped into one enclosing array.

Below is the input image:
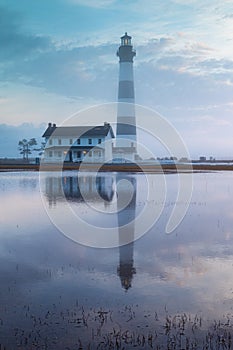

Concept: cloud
[[136, 37, 175, 61], [0, 3, 119, 96], [67, 0, 117, 8], [136, 54, 233, 108], [223, 13, 233, 19], [197, 58, 233, 74], [1, 43, 118, 101], [1, 3, 232, 109], [0, 6, 51, 61], [1, 31, 229, 128]]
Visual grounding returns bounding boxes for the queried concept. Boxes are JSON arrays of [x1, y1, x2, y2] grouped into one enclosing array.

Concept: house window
[[58, 139, 62, 145], [49, 139, 52, 145], [98, 138, 102, 144], [69, 139, 73, 145], [77, 139, 80, 145], [55, 151, 62, 157], [77, 151, 81, 158], [89, 151, 92, 157], [94, 150, 101, 157], [49, 151, 53, 157], [88, 138, 92, 145]]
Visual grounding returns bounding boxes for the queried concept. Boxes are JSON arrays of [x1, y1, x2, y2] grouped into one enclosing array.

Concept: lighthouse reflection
[[116, 174, 137, 291], [44, 173, 137, 291]]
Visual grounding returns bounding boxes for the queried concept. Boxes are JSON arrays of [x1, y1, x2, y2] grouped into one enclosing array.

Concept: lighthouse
[[114, 33, 137, 162]]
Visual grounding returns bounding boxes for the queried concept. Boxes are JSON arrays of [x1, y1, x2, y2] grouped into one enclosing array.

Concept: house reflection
[[45, 175, 114, 206], [44, 173, 137, 291], [116, 174, 137, 291]]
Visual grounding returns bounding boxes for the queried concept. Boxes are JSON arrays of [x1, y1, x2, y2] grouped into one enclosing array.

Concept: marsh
[[1, 171, 233, 349]]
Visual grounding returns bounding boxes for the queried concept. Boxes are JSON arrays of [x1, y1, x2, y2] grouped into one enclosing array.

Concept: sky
[[1, 0, 233, 158]]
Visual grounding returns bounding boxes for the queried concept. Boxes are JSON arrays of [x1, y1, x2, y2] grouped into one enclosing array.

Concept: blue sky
[[1, 0, 233, 157]]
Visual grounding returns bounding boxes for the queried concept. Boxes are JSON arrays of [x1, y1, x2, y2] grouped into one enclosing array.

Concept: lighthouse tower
[[114, 33, 137, 162]]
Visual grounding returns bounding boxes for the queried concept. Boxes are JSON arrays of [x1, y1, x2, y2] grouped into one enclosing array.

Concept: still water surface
[[1, 171, 233, 349]]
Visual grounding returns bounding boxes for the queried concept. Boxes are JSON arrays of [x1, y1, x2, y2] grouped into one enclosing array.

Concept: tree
[[34, 141, 46, 156], [18, 138, 37, 160]]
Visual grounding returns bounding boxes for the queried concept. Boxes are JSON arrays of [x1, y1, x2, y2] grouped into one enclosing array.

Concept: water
[[1, 171, 233, 349]]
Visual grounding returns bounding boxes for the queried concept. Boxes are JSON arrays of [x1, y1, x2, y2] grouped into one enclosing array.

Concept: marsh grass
[[1, 303, 233, 349]]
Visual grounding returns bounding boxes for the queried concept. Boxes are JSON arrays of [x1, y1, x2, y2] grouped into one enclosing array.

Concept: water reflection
[[44, 173, 137, 291], [45, 174, 114, 206], [117, 174, 136, 291], [2, 171, 233, 348]]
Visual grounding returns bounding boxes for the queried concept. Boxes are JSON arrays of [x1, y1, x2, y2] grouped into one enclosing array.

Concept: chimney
[[48, 122, 52, 128], [53, 123, 56, 127]]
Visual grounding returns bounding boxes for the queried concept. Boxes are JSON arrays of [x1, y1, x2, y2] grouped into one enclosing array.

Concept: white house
[[42, 122, 114, 163]]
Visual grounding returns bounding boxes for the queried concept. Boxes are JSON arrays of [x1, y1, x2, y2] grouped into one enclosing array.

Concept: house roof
[[42, 123, 115, 138]]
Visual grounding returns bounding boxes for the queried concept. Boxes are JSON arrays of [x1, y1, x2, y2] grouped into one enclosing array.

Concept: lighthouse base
[[112, 146, 136, 163]]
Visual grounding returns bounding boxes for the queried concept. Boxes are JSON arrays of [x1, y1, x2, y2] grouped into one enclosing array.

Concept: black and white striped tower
[[115, 33, 136, 161]]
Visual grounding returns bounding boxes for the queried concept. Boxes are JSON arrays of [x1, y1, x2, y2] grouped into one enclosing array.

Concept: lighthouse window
[[122, 37, 131, 46]]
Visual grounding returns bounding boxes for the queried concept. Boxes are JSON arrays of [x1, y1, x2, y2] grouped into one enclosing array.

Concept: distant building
[[42, 122, 114, 163]]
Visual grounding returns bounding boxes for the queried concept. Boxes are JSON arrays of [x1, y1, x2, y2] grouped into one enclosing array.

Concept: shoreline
[[1, 162, 233, 173]]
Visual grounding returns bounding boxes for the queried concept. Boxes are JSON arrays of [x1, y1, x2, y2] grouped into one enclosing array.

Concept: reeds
[[1, 303, 233, 349]]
